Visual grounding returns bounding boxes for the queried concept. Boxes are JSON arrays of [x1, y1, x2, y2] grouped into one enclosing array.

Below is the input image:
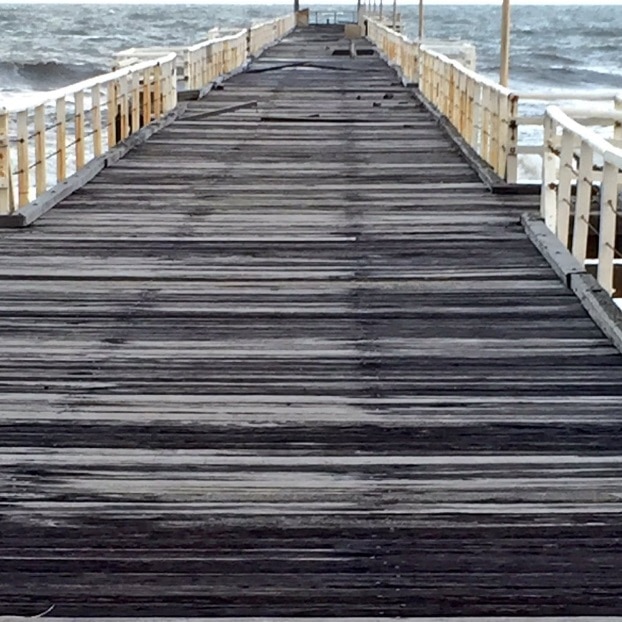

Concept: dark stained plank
[[0, 25, 622, 619]]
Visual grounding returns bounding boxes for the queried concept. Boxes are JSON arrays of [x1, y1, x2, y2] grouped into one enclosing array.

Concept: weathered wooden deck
[[2, 26, 622, 618]]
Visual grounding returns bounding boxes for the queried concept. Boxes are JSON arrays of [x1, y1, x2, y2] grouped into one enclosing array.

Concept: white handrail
[[545, 105, 622, 167], [541, 104, 622, 295], [519, 89, 622, 102]]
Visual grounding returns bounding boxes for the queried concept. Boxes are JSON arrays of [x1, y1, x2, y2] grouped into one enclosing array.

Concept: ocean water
[[1, 3, 621, 96], [0, 3, 621, 182]]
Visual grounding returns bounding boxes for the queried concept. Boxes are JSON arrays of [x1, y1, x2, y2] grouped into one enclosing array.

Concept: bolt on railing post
[[0, 107, 13, 215]]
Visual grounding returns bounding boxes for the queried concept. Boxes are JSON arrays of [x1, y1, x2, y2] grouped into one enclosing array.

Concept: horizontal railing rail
[[541, 103, 622, 296], [0, 53, 177, 216]]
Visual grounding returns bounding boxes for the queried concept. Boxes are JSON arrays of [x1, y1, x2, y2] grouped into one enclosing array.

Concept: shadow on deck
[[1, 26, 622, 618]]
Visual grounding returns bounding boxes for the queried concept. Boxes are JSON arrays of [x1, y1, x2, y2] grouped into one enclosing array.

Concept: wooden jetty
[[1, 18, 622, 621]]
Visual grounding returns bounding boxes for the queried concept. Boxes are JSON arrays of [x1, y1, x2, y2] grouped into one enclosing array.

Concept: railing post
[[130, 73, 140, 133], [597, 162, 619, 294], [556, 129, 576, 246], [56, 96, 67, 183], [169, 60, 178, 112], [572, 142, 593, 265], [153, 64, 163, 119], [74, 90, 86, 171], [107, 82, 118, 148], [504, 94, 519, 183], [92, 87, 103, 157], [16, 110, 30, 207], [541, 113, 558, 231], [141, 72, 152, 129], [119, 74, 129, 140], [0, 107, 13, 215], [34, 104, 47, 195]]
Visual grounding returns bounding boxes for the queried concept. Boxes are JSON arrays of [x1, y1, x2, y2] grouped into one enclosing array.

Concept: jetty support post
[[392, 0, 398, 29], [0, 107, 12, 214], [500, 0, 511, 87], [419, 0, 424, 40], [294, 0, 300, 12]]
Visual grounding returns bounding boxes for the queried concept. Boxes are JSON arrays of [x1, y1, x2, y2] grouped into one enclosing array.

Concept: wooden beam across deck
[[1, 26, 622, 618]]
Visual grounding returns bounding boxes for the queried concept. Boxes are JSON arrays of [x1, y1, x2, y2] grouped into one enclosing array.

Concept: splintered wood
[[0, 25, 622, 619]]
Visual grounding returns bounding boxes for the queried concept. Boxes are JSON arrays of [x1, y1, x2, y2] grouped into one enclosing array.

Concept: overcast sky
[[0, 0, 620, 4]]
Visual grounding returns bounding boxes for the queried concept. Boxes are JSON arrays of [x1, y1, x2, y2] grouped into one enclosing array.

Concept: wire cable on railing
[[579, 215, 622, 260]]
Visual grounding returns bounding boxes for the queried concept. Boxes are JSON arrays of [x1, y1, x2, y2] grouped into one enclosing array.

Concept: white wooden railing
[[419, 45, 518, 182], [249, 14, 296, 57], [541, 103, 622, 295], [0, 54, 177, 215], [365, 16, 518, 182], [0, 13, 295, 216], [515, 90, 622, 178], [187, 14, 296, 91], [115, 14, 296, 92], [366, 19, 419, 84], [186, 30, 248, 91]]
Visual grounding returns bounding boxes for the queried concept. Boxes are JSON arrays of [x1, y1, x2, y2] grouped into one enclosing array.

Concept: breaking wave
[[0, 59, 105, 92]]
